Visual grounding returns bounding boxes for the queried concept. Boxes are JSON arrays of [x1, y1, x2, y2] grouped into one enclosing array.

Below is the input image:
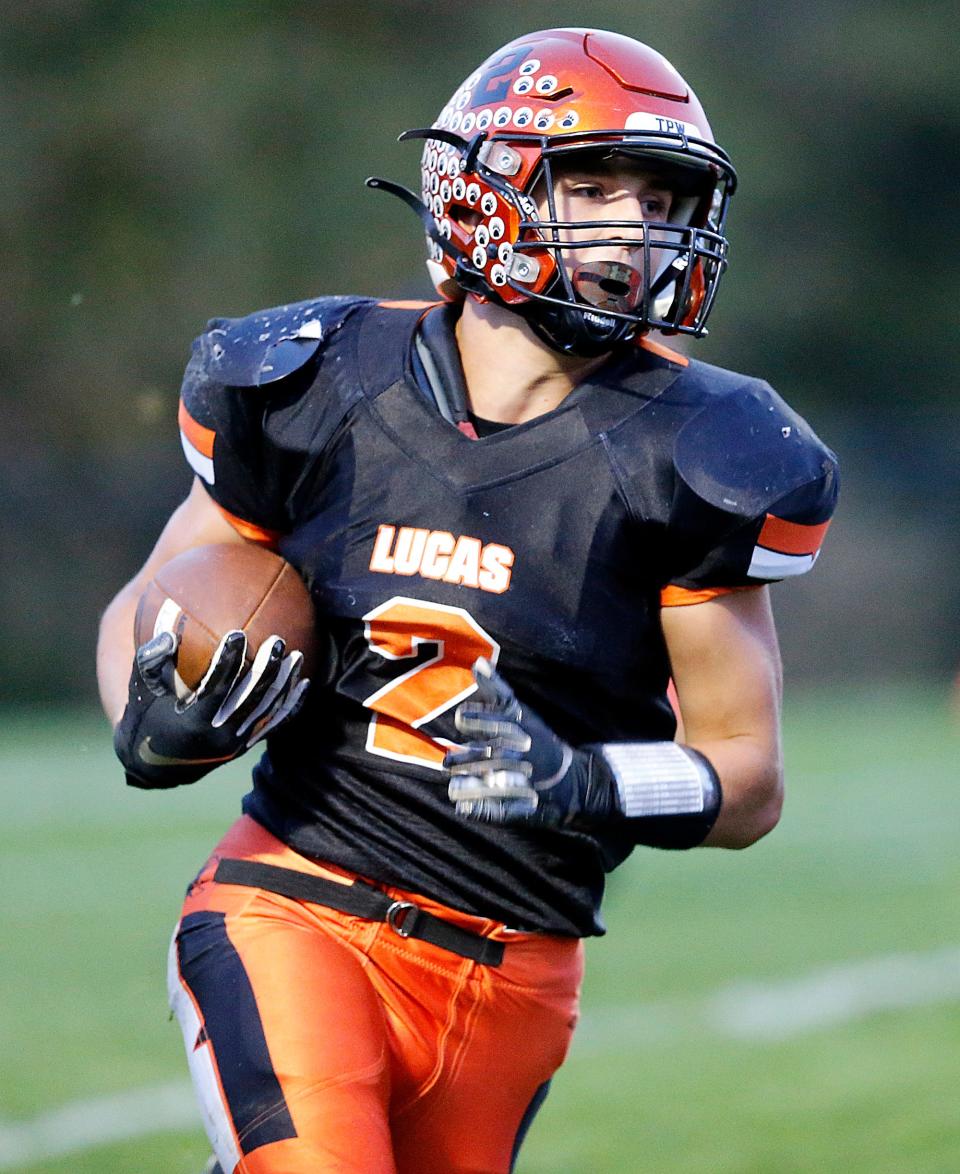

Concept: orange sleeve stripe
[[214, 503, 282, 548], [638, 336, 690, 366], [758, 514, 831, 556], [178, 399, 216, 459], [660, 584, 761, 607]]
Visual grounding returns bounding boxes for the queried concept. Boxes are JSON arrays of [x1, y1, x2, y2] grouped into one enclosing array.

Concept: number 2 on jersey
[[362, 596, 499, 770]]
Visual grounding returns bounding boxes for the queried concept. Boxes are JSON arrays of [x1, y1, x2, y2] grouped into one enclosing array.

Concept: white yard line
[[707, 944, 960, 1041], [576, 944, 960, 1054], [3, 945, 960, 1168], [0, 1081, 198, 1170]]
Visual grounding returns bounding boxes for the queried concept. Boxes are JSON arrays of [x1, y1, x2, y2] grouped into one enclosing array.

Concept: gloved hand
[[443, 659, 618, 827], [444, 659, 722, 847], [114, 628, 308, 789]]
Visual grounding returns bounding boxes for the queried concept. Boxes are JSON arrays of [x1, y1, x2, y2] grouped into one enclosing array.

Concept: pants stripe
[[174, 911, 298, 1157], [510, 1080, 551, 1171]]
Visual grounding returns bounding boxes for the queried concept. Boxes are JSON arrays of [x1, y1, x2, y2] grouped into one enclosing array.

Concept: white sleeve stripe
[[180, 430, 215, 485], [748, 547, 818, 579]]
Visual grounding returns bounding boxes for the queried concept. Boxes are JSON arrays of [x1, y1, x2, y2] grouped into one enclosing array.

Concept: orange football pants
[[167, 816, 584, 1173]]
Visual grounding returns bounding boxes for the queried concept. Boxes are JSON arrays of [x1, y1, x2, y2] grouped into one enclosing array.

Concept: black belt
[[213, 858, 505, 967]]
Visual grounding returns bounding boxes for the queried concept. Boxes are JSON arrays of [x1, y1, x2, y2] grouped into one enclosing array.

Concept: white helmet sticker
[[625, 112, 703, 139]]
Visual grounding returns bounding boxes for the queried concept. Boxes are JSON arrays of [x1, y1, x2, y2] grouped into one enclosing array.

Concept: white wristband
[[598, 742, 714, 819]]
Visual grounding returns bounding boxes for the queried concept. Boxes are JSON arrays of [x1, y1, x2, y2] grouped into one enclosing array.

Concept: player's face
[[544, 159, 674, 229], [535, 156, 680, 313]]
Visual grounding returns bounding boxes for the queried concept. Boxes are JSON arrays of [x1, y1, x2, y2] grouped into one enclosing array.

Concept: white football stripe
[[153, 597, 182, 639], [748, 546, 818, 579], [180, 429, 215, 485]]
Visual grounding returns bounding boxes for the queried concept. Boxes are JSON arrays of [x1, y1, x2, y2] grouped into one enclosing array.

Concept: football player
[[98, 28, 837, 1174]]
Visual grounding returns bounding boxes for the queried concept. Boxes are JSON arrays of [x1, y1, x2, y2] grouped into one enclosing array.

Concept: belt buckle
[[386, 899, 418, 938]]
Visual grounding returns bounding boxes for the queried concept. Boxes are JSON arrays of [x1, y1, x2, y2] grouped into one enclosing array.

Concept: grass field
[[1, 686, 958, 1172]]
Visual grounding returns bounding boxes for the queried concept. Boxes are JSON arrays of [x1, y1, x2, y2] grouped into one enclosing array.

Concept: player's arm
[[444, 588, 782, 850], [100, 302, 345, 786], [96, 476, 243, 727], [660, 587, 782, 848], [99, 476, 307, 790]]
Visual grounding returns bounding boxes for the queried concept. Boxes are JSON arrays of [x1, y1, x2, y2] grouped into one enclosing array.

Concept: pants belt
[[213, 858, 505, 967]]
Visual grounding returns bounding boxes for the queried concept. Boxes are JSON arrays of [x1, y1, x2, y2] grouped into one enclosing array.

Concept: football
[[135, 543, 316, 692]]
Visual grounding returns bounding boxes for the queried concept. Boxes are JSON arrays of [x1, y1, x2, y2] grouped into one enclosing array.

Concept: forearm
[[683, 733, 782, 848], [97, 581, 142, 726], [97, 477, 245, 726], [662, 588, 785, 849]]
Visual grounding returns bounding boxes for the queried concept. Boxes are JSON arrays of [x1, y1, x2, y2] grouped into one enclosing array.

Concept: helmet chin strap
[[519, 290, 638, 358], [520, 248, 691, 356]]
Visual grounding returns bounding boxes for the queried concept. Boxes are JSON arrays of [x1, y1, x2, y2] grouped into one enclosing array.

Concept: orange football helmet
[[368, 28, 737, 355]]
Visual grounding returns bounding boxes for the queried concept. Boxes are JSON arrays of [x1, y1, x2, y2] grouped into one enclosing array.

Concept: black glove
[[114, 629, 308, 789], [444, 659, 617, 827], [444, 659, 721, 847]]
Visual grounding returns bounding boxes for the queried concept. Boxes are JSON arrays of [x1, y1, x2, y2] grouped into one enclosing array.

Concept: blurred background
[[2, 2, 958, 1172], [3, 0, 959, 698]]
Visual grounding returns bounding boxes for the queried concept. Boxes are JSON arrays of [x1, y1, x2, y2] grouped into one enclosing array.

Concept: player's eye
[[641, 196, 671, 219], [569, 183, 605, 200]]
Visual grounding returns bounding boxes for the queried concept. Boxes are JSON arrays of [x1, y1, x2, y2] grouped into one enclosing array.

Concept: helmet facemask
[[504, 139, 734, 354]]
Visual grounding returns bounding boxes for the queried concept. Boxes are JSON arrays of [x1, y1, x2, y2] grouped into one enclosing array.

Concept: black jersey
[[178, 296, 838, 936]]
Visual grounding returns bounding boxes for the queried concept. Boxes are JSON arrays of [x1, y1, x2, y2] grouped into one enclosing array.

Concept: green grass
[[1, 687, 958, 1172]]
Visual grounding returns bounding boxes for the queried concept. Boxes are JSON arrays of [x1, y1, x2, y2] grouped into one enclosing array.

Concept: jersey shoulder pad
[[673, 362, 838, 524], [193, 295, 369, 389]]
